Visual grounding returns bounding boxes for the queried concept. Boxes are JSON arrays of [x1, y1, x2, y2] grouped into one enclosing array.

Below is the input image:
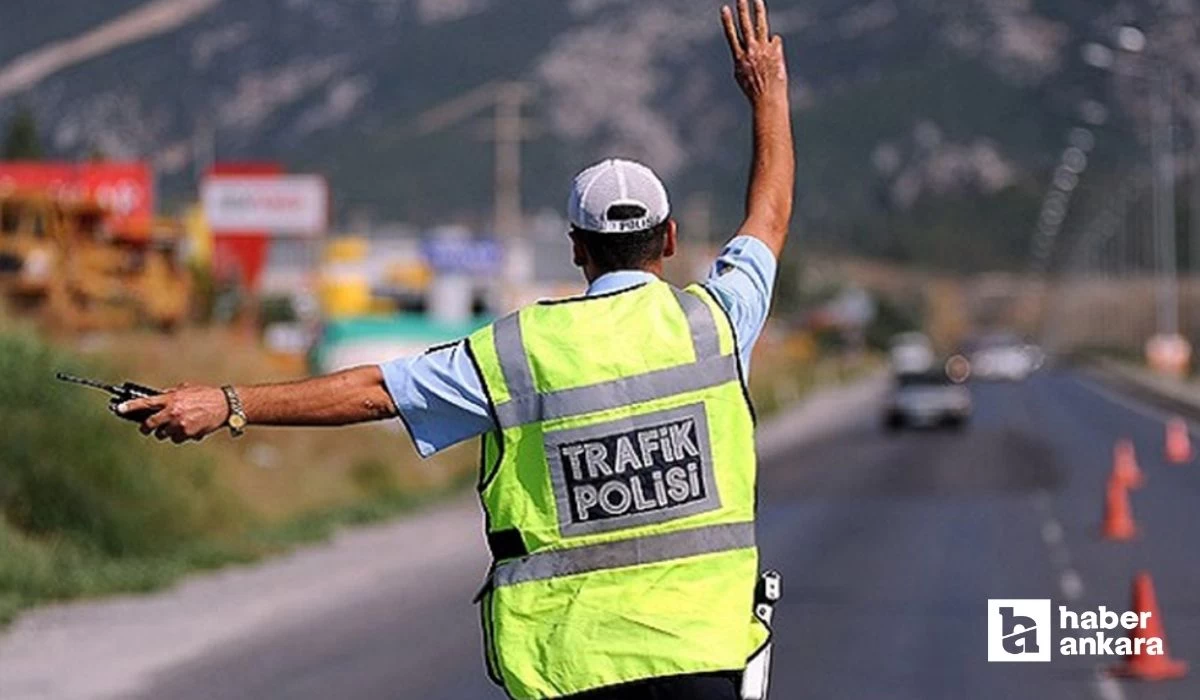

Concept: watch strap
[[221, 385, 247, 437]]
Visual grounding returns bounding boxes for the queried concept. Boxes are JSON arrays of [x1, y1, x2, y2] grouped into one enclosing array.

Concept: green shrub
[[0, 328, 467, 624], [0, 331, 240, 557]]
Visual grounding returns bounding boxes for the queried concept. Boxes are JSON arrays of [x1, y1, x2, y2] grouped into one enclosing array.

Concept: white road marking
[[1031, 496, 1112, 698], [1042, 519, 1063, 546], [1060, 569, 1084, 600], [1093, 671, 1126, 700]]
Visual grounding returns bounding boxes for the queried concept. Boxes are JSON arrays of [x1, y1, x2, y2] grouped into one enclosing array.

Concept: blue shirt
[[381, 235, 777, 457]]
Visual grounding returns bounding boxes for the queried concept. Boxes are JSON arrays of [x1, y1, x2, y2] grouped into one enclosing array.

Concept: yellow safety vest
[[465, 279, 767, 698]]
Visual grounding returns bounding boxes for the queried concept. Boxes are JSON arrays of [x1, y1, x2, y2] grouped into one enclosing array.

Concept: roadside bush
[[0, 327, 475, 624], [0, 330, 241, 557]]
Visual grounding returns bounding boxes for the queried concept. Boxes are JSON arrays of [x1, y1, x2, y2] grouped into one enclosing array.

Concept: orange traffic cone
[[1113, 439, 1145, 489], [1111, 572, 1188, 681], [1100, 476, 1137, 541], [1165, 418, 1193, 464]]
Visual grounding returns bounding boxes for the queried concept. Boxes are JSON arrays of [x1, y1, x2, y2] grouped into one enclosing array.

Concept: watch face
[[229, 414, 247, 429]]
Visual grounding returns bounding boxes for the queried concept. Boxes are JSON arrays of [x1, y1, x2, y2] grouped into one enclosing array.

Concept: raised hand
[[719, 0, 794, 258], [721, 0, 788, 107]]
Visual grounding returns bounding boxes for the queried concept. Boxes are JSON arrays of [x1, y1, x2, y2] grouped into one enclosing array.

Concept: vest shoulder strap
[[481, 282, 737, 429]]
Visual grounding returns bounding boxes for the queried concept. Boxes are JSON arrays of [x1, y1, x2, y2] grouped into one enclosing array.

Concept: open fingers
[[737, 0, 755, 47], [721, 6, 744, 58], [755, 0, 770, 42]]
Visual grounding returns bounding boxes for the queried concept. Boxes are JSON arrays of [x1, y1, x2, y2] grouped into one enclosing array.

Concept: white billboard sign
[[203, 175, 328, 235]]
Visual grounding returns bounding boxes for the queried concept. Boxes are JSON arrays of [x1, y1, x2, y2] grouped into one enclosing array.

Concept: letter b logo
[[988, 599, 1051, 662], [1000, 608, 1038, 655]]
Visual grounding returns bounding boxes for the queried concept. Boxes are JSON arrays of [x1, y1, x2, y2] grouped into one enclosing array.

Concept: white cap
[[567, 159, 671, 234]]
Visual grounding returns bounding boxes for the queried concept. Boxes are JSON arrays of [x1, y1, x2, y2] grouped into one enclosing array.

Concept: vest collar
[[586, 270, 659, 297]]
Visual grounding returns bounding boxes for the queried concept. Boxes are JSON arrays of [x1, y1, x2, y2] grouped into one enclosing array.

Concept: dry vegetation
[[65, 326, 476, 522]]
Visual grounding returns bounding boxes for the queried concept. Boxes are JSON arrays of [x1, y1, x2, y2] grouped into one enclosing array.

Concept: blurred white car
[[971, 345, 1035, 381], [884, 369, 971, 430]]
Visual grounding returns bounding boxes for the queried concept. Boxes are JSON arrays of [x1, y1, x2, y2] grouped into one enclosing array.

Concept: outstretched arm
[[721, 0, 794, 259], [118, 366, 397, 443]]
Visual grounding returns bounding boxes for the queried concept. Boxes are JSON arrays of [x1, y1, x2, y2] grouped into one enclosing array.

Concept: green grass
[[0, 492, 473, 625], [0, 463, 472, 626], [0, 330, 240, 554], [0, 328, 238, 622], [0, 520, 255, 624]]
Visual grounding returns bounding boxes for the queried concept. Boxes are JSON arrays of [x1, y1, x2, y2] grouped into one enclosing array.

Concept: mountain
[[2, 0, 1197, 271]]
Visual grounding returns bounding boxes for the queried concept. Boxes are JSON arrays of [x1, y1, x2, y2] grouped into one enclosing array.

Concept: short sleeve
[[379, 341, 494, 458], [702, 236, 778, 371]]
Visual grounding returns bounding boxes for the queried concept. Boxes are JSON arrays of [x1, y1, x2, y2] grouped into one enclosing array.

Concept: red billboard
[[0, 161, 155, 234]]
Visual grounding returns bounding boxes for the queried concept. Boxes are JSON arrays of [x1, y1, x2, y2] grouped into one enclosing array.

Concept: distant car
[[884, 369, 971, 430], [966, 332, 1040, 382], [970, 345, 1035, 382]]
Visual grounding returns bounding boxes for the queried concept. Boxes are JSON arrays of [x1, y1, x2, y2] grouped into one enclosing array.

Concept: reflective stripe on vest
[[672, 286, 721, 360], [493, 354, 739, 429], [493, 520, 755, 587]]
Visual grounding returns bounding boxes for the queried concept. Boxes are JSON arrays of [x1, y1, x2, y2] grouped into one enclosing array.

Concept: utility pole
[[492, 83, 536, 309], [1193, 141, 1200, 275], [191, 118, 215, 187], [418, 81, 536, 310], [1151, 65, 1179, 335], [493, 83, 528, 244]]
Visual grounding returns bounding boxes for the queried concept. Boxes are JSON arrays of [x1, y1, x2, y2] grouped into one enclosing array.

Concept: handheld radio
[[56, 372, 163, 423]]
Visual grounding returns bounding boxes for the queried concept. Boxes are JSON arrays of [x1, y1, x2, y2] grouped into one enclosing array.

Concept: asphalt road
[[134, 370, 1200, 700]]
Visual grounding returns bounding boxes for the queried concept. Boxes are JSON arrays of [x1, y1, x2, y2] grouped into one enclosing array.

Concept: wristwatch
[[221, 385, 247, 437]]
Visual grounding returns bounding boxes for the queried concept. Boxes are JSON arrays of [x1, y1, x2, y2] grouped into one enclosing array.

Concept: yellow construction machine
[[0, 192, 190, 331]]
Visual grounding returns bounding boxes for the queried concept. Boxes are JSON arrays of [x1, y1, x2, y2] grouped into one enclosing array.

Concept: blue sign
[[421, 237, 504, 274]]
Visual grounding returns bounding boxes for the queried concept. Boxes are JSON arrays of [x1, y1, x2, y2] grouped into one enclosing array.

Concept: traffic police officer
[[122, 1, 793, 697]]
